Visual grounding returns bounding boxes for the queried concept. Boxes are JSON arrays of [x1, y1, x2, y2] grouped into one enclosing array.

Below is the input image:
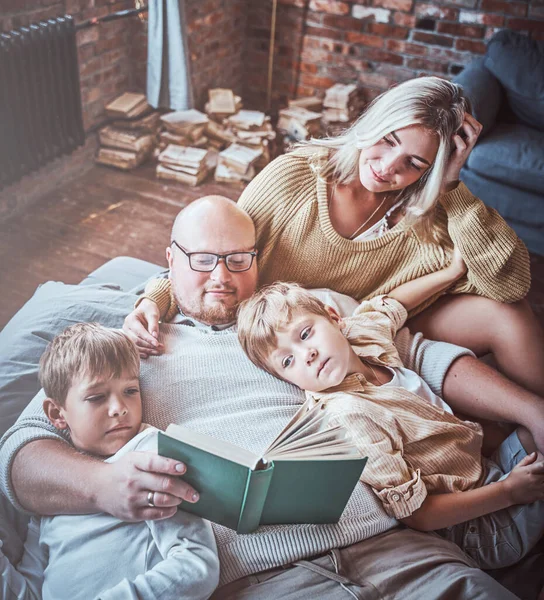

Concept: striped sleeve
[[348, 295, 408, 343], [440, 182, 531, 303], [135, 278, 177, 322], [326, 396, 427, 519]]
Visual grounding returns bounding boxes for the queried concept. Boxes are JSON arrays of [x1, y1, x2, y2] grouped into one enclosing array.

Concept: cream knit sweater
[[145, 147, 530, 320]]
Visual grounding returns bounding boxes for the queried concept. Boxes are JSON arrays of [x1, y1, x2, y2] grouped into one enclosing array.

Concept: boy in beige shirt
[[237, 250, 544, 571]]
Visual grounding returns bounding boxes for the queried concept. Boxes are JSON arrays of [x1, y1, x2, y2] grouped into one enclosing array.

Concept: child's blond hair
[[39, 322, 140, 406], [237, 282, 332, 376]]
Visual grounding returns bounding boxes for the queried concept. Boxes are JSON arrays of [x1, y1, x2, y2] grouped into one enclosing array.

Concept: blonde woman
[[128, 76, 543, 401]]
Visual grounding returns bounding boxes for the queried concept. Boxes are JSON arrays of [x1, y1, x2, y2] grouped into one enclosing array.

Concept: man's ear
[[43, 398, 68, 430], [325, 305, 344, 327], [166, 247, 173, 274]]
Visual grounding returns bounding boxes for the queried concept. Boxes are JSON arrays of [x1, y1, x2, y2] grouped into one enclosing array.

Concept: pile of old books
[[277, 105, 322, 142], [322, 84, 364, 128], [215, 143, 263, 186], [159, 109, 209, 150], [226, 109, 275, 170], [96, 92, 159, 170], [156, 144, 214, 187]]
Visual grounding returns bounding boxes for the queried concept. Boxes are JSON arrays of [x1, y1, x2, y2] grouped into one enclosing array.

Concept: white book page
[[165, 424, 262, 470]]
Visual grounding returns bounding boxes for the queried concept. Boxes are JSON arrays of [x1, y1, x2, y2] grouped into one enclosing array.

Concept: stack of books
[[277, 106, 322, 142], [105, 92, 151, 120], [215, 143, 263, 186], [205, 88, 243, 122], [227, 110, 276, 169], [159, 109, 209, 150], [322, 83, 364, 125], [156, 144, 212, 186], [96, 92, 158, 170], [288, 96, 323, 112]]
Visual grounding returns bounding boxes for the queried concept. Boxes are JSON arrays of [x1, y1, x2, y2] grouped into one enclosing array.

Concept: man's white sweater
[[0, 318, 471, 586]]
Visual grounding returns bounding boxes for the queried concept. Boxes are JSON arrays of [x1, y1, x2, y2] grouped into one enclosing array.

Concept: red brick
[[363, 48, 404, 65], [352, 6, 391, 23], [386, 39, 428, 56], [77, 25, 100, 46], [437, 22, 485, 38], [369, 23, 409, 39], [278, 0, 308, 7], [459, 11, 504, 27], [309, 0, 350, 15], [480, 0, 527, 17], [345, 31, 384, 48], [431, 48, 475, 64], [300, 61, 318, 74], [455, 38, 487, 53], [358, 72, 396, 89], [372, 0, 413, 12], [322, 14, 365, 30], [79, 56, 102, 77], [507, 18, 544, 33], [299, 73, 338, 88], [378, 63, 418, 81], [406, 57, 449, 73], [393, 13, 416, 28], [412, 31, 454, 47], [301, 47, 334, 63], [306, 25, 345, 40], [415, 4, 459, 21]]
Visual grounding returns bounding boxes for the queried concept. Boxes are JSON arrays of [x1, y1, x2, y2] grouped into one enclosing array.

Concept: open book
[[158, 399, 367, 534]]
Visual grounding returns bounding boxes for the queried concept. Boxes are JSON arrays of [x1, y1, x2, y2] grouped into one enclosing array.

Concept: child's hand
[[503, 453, 544, 505], [448, 247, 467, 280]]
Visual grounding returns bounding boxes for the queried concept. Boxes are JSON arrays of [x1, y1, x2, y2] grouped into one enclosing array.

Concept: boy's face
[[45, 370, 142, 457], [268, 311, 360, 392]]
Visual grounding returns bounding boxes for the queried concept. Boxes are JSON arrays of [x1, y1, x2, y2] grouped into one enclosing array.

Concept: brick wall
[[246, 0, 544, 108], [1, 0, 146, 132], [185, 0, 248, 107]]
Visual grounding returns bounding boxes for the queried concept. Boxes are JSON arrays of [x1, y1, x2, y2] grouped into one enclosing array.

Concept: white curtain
[[147, 0, 193, 110]]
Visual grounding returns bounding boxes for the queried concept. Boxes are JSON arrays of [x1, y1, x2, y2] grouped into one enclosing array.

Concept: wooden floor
[[1, 163, 543, 330]]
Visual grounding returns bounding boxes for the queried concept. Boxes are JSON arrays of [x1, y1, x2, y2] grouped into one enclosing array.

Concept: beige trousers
[[213, 528, 519, 600]]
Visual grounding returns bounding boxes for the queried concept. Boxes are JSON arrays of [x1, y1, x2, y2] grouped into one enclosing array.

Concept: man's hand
[[97, 451, 199, 522], [123, 299, 164, 358], [503, 452, 544, 505], [441, 112, 483, 194]]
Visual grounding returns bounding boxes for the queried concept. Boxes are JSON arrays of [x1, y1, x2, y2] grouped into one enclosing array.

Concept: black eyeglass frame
[[171, 240, 258, 273]]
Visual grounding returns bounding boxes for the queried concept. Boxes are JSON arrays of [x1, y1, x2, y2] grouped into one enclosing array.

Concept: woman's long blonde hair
[[307, 76, 470, 238]]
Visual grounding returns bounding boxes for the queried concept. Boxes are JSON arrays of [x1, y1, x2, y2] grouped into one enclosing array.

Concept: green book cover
[[158, 401, 367, 534]]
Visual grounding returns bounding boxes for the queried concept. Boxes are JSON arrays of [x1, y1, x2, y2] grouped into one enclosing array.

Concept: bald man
[[3, 196, 519, 599]]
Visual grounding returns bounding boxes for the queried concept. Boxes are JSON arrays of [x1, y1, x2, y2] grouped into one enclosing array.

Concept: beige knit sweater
[[144, 147, 531, 320]]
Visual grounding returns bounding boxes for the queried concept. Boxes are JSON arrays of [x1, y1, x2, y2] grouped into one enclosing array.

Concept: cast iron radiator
[[0, 16, 85, 190]]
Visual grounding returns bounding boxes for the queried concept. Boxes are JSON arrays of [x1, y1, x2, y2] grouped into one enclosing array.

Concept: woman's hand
[[447, 246, 468, 280], [441, 112, 483, 194]]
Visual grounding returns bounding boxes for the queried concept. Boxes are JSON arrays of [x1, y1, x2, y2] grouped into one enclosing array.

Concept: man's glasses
[[171, 240, 257, 273]]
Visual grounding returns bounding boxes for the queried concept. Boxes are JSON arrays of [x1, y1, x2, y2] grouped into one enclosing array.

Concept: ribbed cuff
[[394, 327, 476, 398], [136, 278, 172, 318], [439, 182, 477, 218]]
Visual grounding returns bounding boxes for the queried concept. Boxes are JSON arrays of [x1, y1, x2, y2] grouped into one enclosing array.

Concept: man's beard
[[173, 286, 238, 326]]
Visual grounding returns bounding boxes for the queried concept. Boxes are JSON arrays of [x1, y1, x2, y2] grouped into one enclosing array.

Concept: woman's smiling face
[[358, 125, 439, 193]]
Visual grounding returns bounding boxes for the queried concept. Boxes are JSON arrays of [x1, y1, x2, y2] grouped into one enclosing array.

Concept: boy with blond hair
[[0, 323, 219, 600], [237, 251, 544, 571]]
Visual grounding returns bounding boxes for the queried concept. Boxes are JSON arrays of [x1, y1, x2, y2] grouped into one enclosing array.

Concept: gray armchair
[[454, 30, 544, 256]]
